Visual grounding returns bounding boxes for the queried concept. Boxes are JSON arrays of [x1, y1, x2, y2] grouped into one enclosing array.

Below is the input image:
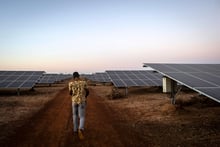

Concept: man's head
[[73, 72, 80, 79]]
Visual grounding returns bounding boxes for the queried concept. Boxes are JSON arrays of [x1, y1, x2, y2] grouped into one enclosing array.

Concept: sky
[[0, 0, 219, 74]]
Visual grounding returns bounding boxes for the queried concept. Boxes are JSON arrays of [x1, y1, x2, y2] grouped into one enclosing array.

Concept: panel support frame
[[170, 80, 182, 104]]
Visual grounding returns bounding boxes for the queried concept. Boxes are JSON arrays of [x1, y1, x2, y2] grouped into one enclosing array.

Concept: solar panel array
[[38, 74, 72, 84], [143, 63, 220, 103], [0, 71, 44, 89], [106, 70, 162, 87]]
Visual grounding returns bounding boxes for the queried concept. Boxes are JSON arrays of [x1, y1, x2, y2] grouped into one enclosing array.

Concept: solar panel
[[38, 74, 57, 84], [106, 70, 162, 87], [82, 73, 111, 83], [38, 74, 72, 84], [0, 71, 44, 89], [143, 63, 220, 103], [81, 74, 94, 80], [93, 73, 111, 83], [21, 82, 36, 88]]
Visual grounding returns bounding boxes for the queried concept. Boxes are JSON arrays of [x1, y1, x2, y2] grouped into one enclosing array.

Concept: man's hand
[[69, 89, 72, 96], [85, 88, 89, 97]]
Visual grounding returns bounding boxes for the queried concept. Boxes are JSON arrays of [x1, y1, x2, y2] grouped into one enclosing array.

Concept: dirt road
[[2, 87, 141, 147]]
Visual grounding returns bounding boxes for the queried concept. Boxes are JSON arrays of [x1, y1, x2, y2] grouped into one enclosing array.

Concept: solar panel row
[[0, 71, 44, 76], [0, 71, 44, 89], [143, 63, 220, 103], [82, 70, 162, 88]]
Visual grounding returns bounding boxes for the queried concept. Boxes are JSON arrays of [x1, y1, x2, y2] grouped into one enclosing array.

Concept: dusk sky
[[0, 0, 219, 73]]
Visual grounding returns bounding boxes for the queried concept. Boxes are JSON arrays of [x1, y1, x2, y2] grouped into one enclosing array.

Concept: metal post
[[17, 88, 20, 96], [125, 87, 128, 97], [170, 80, 176, 104]]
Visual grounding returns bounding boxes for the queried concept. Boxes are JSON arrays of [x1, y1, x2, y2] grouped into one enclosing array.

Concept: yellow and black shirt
[[69, 80, 88, 104]]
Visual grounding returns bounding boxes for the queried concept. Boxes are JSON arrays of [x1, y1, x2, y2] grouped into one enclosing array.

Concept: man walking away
[[69, 72, 89, 140]]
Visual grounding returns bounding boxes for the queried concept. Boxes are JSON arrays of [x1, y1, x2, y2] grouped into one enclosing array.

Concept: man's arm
[[84, 82, 89, 98], [85, 88, 89, 98], [68, 82, 73, 96]]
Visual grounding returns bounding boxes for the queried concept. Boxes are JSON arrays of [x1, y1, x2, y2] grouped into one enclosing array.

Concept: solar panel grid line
[[169, 64, 200, 72], [131, 71, 142, 86], [155, 79, 163, 86], [106, 72, 124, 87], [124, 72, 131, 79], [147, 64, 178, 73], [146, 72, 160, 80], [5, 75, 19, 81], [132, 71, 145, 86], [21, 82, 35, 88], [18, 72, 33, 88], [170, 64, 194, 72], [148, 64, 200, 73], [150, 79, 160, 86], [20, 82, 29, 88], [4, 74, 23, 88], [21, 72, 37, 88], [38, 74, 56, 84], [186, 64, 211, 72], [145, 72, 161, 86], [121, 72, 137, 86], [195, 87, 220, 89], [170, 64, 220, 72], [0, 82, 11, 88], [182, 72, 219, 87], [143, 72, 151, 80], [204, 71, 220, 78], [115, 72, 121, 80], [137, 74, 146, 80], [116, 79, 127, 87], [189, 72, 220, 86], [8, 81, 23, 88], [145, 80, 152, 86], [199, 64, 220, 72]]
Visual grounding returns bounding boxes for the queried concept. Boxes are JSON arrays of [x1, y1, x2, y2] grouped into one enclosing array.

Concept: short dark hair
[[73, 72, 80, 79]]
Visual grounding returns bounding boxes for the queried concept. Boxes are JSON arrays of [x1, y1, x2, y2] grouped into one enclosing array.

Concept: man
[[69, 72, 89, 140]]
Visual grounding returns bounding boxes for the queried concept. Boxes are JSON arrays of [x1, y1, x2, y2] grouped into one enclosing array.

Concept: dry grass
[[92, 85, 220, 146]]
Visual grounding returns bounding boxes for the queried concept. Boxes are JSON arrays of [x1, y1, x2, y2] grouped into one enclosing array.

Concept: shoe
[[72, 131, 78, 138], [78, 129, 84, 140], [73, 131, 78, 135]]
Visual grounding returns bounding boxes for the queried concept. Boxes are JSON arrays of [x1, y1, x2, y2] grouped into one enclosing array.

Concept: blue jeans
[[72, 102, 86, 132]]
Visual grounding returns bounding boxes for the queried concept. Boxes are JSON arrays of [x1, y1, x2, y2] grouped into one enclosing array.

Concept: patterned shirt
[[68, 80, 88, 104]]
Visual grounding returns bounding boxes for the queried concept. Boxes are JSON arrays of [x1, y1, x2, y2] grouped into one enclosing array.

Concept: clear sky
[[0, 0, 219, 73]]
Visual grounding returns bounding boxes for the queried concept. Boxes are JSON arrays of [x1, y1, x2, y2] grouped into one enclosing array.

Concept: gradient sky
[[0, 0, 219, 73]]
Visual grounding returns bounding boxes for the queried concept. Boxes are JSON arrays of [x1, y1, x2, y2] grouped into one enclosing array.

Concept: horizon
[[1, 0, 220, 73]]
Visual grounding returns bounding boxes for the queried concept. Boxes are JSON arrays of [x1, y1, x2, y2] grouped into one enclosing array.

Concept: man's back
[[69, 80, 88, 104]]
